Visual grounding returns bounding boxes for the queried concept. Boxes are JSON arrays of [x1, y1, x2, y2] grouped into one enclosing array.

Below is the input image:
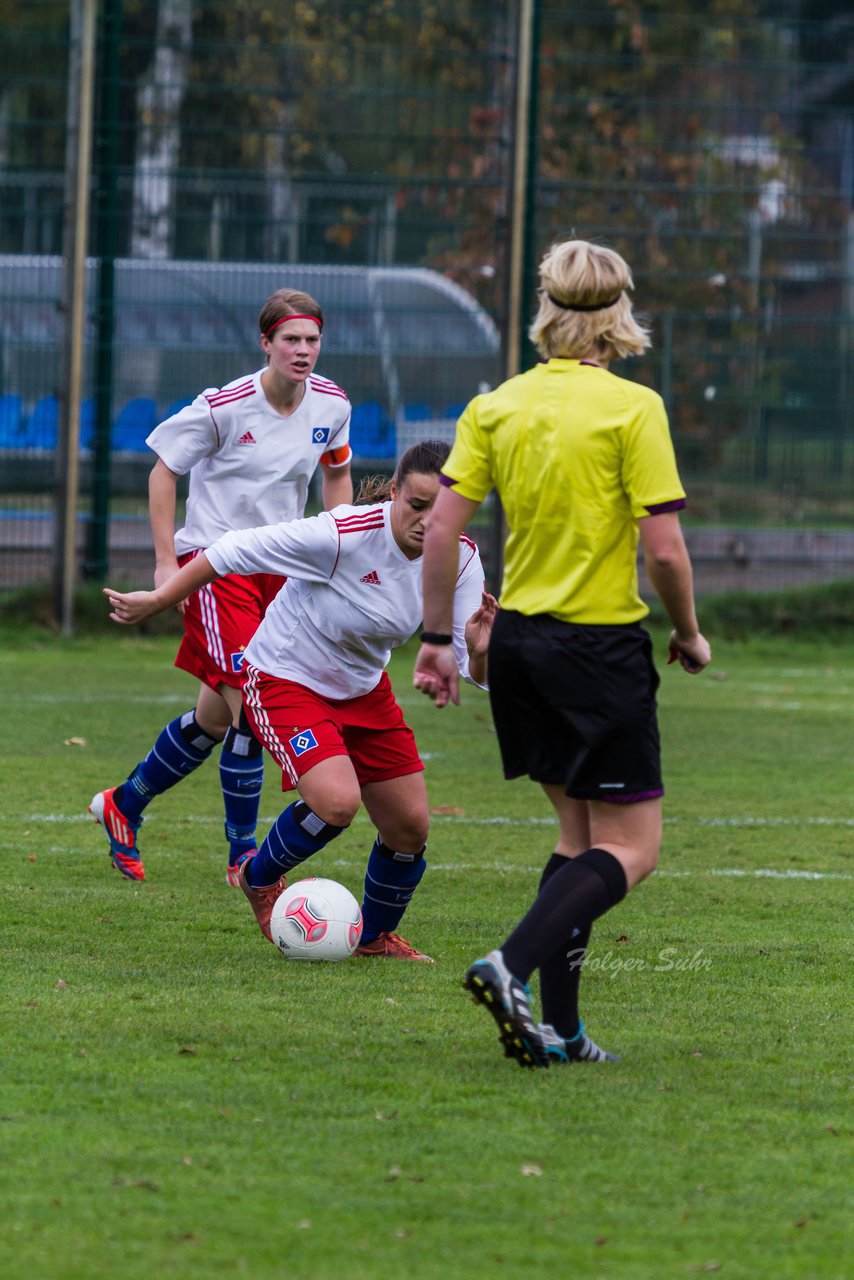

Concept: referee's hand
[[667, 629, 711, 673], [413, 643, 460, 707]]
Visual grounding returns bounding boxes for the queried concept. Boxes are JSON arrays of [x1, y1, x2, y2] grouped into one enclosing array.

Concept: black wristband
[[419, 630, 453, 645]]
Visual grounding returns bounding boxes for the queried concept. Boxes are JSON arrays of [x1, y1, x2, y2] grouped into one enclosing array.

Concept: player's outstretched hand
[[667, 629, 711, 674], [414, 642, 460, 708], [464, 591, 498, 660], [103, 587, 162, 626], [154, 560, 186, 614]]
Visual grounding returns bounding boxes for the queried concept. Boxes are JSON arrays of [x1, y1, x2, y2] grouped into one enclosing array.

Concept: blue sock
[[359, 839, 427, 943], [117, 711, 219, 823], [220, 724, 264, 862], [246, 801, 347, 888]]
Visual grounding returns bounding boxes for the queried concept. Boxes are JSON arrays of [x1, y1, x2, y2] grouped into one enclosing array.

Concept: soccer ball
[[269, 877, 363, 962]]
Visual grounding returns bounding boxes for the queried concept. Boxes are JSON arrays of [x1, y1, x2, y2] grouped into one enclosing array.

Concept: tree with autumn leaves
[[2, 0, 850, 482]]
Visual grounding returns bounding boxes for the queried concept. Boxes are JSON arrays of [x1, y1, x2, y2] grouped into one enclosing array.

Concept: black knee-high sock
[[536, 853, 591, 1040], [501, 847, 627, 985]]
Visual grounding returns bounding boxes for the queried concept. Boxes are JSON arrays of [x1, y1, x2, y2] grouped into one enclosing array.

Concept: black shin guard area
[[293, 800, 347, 842], [222, 724, 262, 758], [179, 710, 219, 752]]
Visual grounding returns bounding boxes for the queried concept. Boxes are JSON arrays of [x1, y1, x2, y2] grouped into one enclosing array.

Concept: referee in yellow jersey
[[414, 238, 711, 1069]]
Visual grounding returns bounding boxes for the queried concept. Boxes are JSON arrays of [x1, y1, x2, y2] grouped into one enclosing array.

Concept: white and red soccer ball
[[269, 877, 363, 961]]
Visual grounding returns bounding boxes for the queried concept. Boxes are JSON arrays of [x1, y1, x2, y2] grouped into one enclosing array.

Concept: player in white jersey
[[89, 288, 353, 886], [103, 441, 494, 961]]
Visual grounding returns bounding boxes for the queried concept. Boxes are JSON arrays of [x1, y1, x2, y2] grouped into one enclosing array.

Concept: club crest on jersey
[[289, 728, 319, 756], [230, 651, 246, 673], [312, 427, 330, 444]]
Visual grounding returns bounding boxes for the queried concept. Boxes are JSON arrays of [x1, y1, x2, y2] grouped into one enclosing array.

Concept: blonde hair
[[528, 239, 651, 361]]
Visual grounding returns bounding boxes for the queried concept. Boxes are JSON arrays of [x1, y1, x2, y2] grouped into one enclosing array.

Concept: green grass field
[[2, 626, 851, 1279]]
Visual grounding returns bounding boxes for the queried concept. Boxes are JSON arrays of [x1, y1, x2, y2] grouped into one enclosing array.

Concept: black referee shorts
[[488, 609, 663, 803]]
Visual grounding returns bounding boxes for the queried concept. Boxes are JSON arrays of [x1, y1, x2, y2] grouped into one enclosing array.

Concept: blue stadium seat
[[8, 395, 97, 450], [351, 400, 383, 429], [112, 397, 158, 451], [350, 401, 394, 458], [402, 402, 433, 421], [162, 396, 194, 420], [79, 396, 96, 449], [444, 402, 466, 419], [0, 393, 24, 447], [24, 395, 59, 449]]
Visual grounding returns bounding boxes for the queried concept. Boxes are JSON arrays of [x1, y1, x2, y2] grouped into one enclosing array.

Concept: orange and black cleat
[[354, 931, 434, 963], [237, 859, 286, 942]]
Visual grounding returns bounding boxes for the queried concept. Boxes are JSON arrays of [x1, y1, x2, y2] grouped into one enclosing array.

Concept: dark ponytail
[[355, 438, 452, 504]]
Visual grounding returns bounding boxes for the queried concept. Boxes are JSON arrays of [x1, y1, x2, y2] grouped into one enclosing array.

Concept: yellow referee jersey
[[441, 359, 686, 624]]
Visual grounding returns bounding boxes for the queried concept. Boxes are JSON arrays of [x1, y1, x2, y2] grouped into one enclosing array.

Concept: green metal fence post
[[85, 0, 123, 581]]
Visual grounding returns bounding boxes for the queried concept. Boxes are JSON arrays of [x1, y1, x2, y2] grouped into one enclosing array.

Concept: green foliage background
[[2, 0, 852, 527]]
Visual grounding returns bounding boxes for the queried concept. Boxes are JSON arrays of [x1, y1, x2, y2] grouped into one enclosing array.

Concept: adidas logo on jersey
[[359, 570, 381, 585], [238, 431, 257, 445]]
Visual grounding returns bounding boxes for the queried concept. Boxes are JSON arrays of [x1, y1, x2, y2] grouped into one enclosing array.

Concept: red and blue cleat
[[226, 848, 257, 888], [89, 787, 145, 881]]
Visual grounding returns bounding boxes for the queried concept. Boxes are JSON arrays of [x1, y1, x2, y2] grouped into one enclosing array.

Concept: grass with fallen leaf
[[1, 626, 851, 1279]]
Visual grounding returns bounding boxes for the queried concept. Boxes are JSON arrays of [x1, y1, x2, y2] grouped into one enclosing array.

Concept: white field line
[[25, 694, 189, 704], [263, 857, 850, 881], [20, 683, 854, 705], [19, 812, 854, 880], [19, 692, 439, 707], [27, 811, 854, 829], [324, 860, 851, 880]]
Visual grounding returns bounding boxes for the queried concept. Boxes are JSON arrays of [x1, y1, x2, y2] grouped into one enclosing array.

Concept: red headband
[[264, 314, 323, 338]]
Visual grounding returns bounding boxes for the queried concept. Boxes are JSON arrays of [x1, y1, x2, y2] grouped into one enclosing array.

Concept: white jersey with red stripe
[[146, 369, 352, 556], [205, 502, 485, 699]]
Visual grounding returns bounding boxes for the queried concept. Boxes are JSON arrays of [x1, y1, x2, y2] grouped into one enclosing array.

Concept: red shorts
[[175, 553, 286, 691], [242, 664, 424, 792]]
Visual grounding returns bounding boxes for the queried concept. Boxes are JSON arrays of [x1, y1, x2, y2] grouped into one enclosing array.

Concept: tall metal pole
[[492, 0, 539, 590], [54, 0, 98, 633], [504, 0, 536, 383], [841, 210, 854, 472]]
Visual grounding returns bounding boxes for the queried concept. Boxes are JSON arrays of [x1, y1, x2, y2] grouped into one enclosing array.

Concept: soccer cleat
[[226, 848, 257, 888], [88, 788, 145, 881], [353, 931, 434, 963], [539, 1021, 620, 1064], [463, 949, 550, 1070], [237, 858, 286, 943]]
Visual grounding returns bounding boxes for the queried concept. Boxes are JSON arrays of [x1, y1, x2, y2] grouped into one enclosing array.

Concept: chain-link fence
[[1, 0, 852, 600]]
